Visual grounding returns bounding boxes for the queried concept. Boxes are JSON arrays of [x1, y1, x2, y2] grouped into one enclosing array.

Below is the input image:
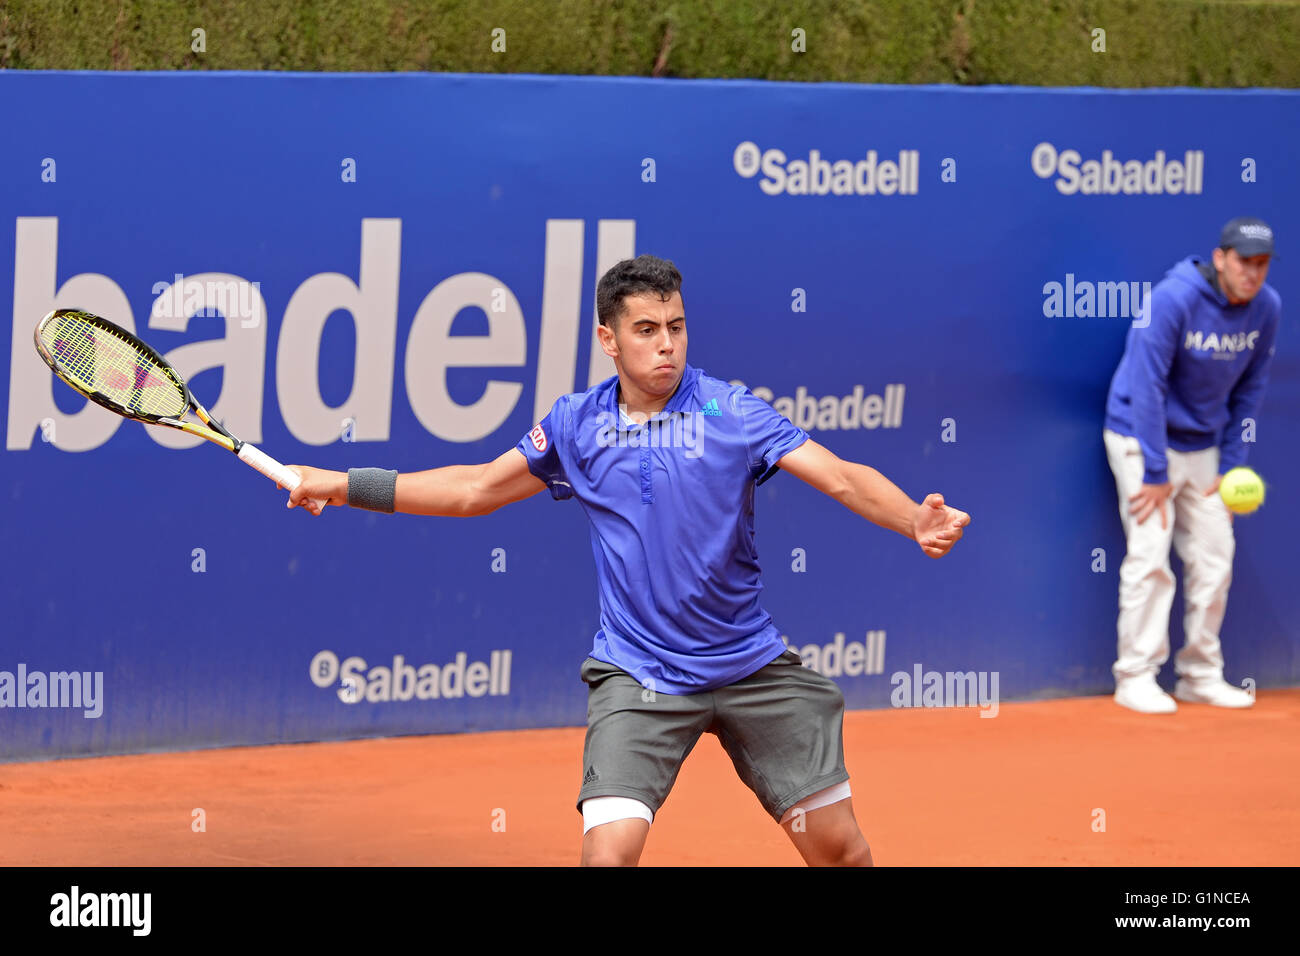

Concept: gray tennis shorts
[[576, 647, 849, 823]]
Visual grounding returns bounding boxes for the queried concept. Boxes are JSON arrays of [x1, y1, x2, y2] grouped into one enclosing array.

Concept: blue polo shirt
[[517, 364, 809, 694]]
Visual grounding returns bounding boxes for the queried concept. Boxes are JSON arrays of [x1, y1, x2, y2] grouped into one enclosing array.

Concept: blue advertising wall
[[1, 73, 1297, 761]]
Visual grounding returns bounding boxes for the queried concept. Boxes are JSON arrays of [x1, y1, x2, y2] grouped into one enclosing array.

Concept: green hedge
[[2, 0, 1298, 87]]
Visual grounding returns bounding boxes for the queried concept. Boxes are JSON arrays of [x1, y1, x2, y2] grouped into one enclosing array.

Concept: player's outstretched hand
[[281, 465, 347, 516], [913, 493, 970, 558]]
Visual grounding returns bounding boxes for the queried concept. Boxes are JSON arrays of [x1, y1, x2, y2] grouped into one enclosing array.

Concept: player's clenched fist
[[280, 465, 348, 516], [913, 493, 970, 558]]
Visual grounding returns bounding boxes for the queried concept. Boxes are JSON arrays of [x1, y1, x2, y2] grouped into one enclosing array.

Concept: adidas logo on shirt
[[701, 398, 723, 416], [583, 765, 600, 785]]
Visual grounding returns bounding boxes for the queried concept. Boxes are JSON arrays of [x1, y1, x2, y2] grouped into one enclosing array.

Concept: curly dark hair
[[596, 255, 683, 331]]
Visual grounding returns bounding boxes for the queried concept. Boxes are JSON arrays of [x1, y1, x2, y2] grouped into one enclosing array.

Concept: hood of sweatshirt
[[1167, 255, 1266, 313]]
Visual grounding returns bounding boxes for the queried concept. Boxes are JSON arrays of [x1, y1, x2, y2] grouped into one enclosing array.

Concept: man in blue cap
[[285, 254, 971, 865], [1103, 218, 1281, 714]]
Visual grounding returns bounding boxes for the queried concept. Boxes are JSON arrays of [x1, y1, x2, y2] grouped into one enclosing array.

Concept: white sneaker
[[1114, 675, 1177, 714], [1174, 678, 1254, 708]]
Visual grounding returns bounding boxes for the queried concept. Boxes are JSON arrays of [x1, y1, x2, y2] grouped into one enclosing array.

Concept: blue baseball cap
[[1219, 217, 1275, 257]]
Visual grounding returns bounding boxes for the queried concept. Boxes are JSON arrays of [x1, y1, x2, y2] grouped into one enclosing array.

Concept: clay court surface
[[2, 690, 1297, 866]]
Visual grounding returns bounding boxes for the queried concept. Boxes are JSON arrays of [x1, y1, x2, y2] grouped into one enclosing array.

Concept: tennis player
[[286, 255, 971, 866]]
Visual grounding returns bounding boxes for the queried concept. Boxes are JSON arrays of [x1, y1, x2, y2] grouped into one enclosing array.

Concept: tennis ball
[[1219, 467, 1265, 515]]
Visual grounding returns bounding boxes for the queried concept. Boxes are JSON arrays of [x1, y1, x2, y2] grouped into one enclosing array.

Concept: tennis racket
[[34, 308, 322, 506]]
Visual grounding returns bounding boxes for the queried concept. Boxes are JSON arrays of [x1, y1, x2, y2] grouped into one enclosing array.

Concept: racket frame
[[35, 308, 245, 453], [35, 308, 326, 502]]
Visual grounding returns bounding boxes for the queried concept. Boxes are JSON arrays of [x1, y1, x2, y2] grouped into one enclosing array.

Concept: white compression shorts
[[779, 781, 852, 825], [582, 796, 654, 834], [581, 781, 851, 834]]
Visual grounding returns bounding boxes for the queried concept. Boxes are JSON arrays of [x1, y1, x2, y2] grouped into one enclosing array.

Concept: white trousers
[[1102, 429, 1235, 683]]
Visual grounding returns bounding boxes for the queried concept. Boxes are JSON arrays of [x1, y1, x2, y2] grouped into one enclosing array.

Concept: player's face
[[600, 292, 687, 396], [1213, 248, 1271, 304]]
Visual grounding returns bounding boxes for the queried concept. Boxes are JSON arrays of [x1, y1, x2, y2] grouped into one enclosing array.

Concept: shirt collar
[[609, 364, 700, 422]]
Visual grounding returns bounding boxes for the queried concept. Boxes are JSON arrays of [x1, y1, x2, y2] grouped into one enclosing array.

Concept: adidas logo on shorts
[[583, 765, 600, 785]]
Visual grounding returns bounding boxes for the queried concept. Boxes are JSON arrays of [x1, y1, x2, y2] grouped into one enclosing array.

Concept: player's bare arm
[[777, 438, 970, 558], [282, 448, 545, 517]]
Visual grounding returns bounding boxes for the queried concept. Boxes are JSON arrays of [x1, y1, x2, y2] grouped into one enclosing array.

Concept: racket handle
[[237, 443, 327, 511]]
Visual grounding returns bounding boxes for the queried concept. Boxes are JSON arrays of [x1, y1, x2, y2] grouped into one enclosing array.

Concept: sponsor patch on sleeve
[[529, 424, 548, 452]]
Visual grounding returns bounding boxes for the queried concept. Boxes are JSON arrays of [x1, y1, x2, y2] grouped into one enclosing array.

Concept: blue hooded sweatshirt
[[1105, 256, 1280, 485]]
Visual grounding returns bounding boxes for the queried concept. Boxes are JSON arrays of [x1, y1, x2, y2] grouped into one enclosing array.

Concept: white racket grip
[[237, 443, 327, 511], [238, 443, 298, 488]]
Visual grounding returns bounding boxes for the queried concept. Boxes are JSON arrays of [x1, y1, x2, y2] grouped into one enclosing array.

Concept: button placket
[[640, 443, 653, 503]]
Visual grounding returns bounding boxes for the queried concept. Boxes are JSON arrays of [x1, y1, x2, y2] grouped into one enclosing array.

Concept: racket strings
[[41, 312, 188, 418]]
